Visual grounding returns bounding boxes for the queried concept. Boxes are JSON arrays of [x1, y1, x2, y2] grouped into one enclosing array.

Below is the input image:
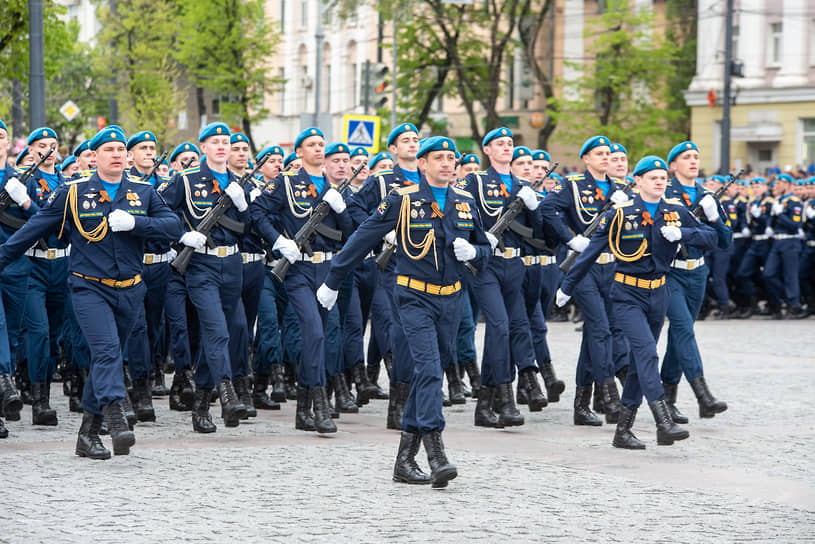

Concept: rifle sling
[[0, 211, 27, 230]]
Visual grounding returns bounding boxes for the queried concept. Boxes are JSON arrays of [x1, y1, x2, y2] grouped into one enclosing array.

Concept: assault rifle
[[140, 151, 168, 182], [677, 168, 744, 258], [0, 147, 56, 230]]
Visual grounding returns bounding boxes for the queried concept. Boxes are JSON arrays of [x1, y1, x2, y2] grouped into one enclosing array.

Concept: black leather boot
[[295, 386, 315, 431], [179, 368, 195, 408], [386, 385, 400, 430], [192, 388, 216, 433], [32, 382, 58, 426], [103, 401, 136, 455], [601, 377, 621, 424], [75, 411, 111, 460], [69, 368, 87, 413], [132, 377, 156, 422], [662, 382, 688, 424], [689, 376, 727, 418], [331, 373, 359, 413], [495, 383, 524, 427], [444, 365, 466, 405], [152, 356, 170, 397], [649, 398, 690, 445], [612, 404, 645, 450], [15, 360, 32, 406], [462, 360, 481, 399], [615, 365, 628, 386], [234, 376, 257, 418], [474, 387, 503, 428], [311, 386, 337, 434], [573, 385, 602, 426], [538, 360, 565, 403], [516, 381, 528, 405], [352, 362, 377, 405], [252, 374, 280, 410], [0, 417, 7, 439], [0, 372, 22, 421], [422, 431, 457, 488], [169, 373, 190, 411], [393, 432, 431, 484], [269, 364, 287, 402], [367, 364, 389, 399], [218, 379, 247, 427], [383, 352, 393, 379], [283, 362, 298, 400], [592, 382, 605, 414], [518, 367, 548, 412]]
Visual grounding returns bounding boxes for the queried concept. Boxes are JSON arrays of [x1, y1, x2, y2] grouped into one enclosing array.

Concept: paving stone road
[[1, 318, 813, 543]]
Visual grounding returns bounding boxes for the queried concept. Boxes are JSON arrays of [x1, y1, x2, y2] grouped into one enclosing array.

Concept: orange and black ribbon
[[641, 210, 653, 226], [403, 180, 415, 186], [499, 184, 510, 198], [38, 179, 50, 193], [430, 201, 444, 219], [682, 193, 692, 207], [212, 179, 221, 194], [306, 184, 318, 198], [98, 190, 111, 203], [595, 187, 605, 201]]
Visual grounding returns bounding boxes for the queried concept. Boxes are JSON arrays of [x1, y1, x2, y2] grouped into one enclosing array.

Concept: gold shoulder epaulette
[[396, 185, 420, 195], [66, 177, 87, 185], [566, 173, 584, 181], [376, 169, 394, 176], [610, 176, 622, 183], [181, 166, 200, 175], [282, 170, 297, 177], [664, 197, 683, 205], [452, 187, 471, 198], [614, 200, 634, 208]]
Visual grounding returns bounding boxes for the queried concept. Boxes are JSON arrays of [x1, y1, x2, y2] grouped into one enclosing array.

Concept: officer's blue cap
[[387, 123, 419, 147], [482, 127, 513, 147], [632, 155, 668, 177], [324, 142, 350, 157], [170, 142, 201, 163], [198, 122, 230, 142], [579, 135, 610, 158], [73, 140, 91, 157], [549, 172, 563, 182], [15, 149, 28, 165], [610, 142, 627, 154], [416, 136, 457, 159], [283, 152, 299, 169], [230, 133, 248, 145], [776, 173, 795, 183], [667, 141, 699, 164], [369, 151, 392, 170], [511, 146, 532, 163], [0, 120, 7, 133], [462, 154, 480, 165], [89, 126, 127, 150], [294, 127, 324, 149], [60, 155, 76, 171], [350, 147, 368, 158], [126, 130, 156, 150], [256, 145, 284, 161], [751, 176, 766, 184], [27, 127, 58, 145], [532, 150, 550, 162]]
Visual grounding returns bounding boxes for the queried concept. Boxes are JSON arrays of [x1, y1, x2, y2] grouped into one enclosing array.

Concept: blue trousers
[[521, 264, 548, 371], [539, 262, 560, 319], [661, 266, 707, 385], [366, 273, 393, 370], [343, 258, 378, 371], [24, 258, 69, 383], [735, 240, 770, 298], [800, 245, 815, 304], [381, 267, 414, 385], [64, 295, 90, 372], [254, 269, 285, 375], [284, 261, 332, 387], [242, 260, 265, 348], [707, 245, 733, 305], [763, 239, 801, 306], [454, 287, 477, 366], [399, 286, 463, 435], [126, 261, 171, 380], [70, 276, 146, 415], [164, 270, 195, 374], [572, 263, 616, 387], [0, 261, 30, 375]]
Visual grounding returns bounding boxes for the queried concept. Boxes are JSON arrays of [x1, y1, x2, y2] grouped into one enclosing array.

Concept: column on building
[[773, 0, 807, 86], [689, 0, 724, 91], [737, 0, 764, 87]]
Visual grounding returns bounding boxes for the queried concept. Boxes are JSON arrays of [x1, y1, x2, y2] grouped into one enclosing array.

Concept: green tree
[[664, 0, 697, 138], [518, 0, 559, 149]]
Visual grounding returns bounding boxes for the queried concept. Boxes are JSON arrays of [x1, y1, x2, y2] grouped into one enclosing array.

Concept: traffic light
[[707, 89, 717, 107], [363, 61, 389, 111]]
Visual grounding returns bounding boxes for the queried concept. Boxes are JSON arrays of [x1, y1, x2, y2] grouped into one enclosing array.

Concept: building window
[[732, 25, 739, 60], [300, 0, 307, 29], [770, 22, 782, 65], [802, 118, 815, 165]]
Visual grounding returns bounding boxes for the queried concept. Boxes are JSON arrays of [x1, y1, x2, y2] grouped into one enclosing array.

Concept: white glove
[[555, 288, 571, 307], [453, 237, 477, 262], [108, 209, 135, 232], [699, 194, 719, 221], [806, 206, 815, 220], [273, 235, 300, 264], [517, 186, 539, 210], [322, 187, 346, 214], [5, 177, 29, 206], [609, 190, 628, 205], [797, 228, 805, 239], [750, 204, 762, 218], [384, 230, 396, 245], [316, 283, 339, 311], [224, 182, 248, 212], [249, 187, 262, 202], [660, 225, 682, 242], [771, 201, 784, 216], [180, 231, 207, 249], [741, 227, 751, 238], [167, 248, 178, 262], [764, 226, 774, 237], [567, 235, 590, 253], [485, 231, 499, 250]]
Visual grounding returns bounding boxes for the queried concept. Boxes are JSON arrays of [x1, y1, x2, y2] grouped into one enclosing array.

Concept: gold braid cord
[[608, 208, 648, 262], [59, 183, 108, 242], [397, 195, 437, 270]]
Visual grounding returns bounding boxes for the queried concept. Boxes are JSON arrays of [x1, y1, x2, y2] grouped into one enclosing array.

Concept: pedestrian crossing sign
[[343, 114, 380, 153]]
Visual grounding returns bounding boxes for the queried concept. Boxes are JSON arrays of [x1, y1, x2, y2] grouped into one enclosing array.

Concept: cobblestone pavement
[[1, 318, 813, 542]]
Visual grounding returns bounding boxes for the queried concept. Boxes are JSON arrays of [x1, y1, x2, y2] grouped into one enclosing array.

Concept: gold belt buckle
[[113, 280, 125, 288], [217, 246, 227, 258], [503, 248, 514, 259], [312, 252, 324, 264], [144, 254, 154, 265], [46, 248, 56, 260]]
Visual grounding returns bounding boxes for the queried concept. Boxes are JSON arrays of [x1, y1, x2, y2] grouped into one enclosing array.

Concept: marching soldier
[[169, 142, 200, 173], [73, 140, 96, 173], [368, 152, 393, 176], [734, 177, 773, 316], [457, 154, 481, 180]]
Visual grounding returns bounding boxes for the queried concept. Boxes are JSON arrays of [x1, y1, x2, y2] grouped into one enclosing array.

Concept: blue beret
[[809, 176, 815, 185], [294, 127, 324, 149], [170, 142, 201, 163], [198, 122, 230, 142], [709, 175, 727, 183], [531, 150, 550, 162], [230, 133, 248, 145], [776, 173, 795, 183], [387, 123, 419, 147], [625, 175, 635, 184], [610, 142, 627, 154], [667, 141, 699, 164], [27, 127, 58, 145], [632, 155, 668, 177], [578, 135, 610, 158], [416, 136, 457, 159], [511, 146, 532, 163], [794, 177, 807, 186], [549, 172, 563, 182], [324, 142, 351, 157], [455, 150, 462, 159], [283, 152, 299, 169], [750, 176, 766, 184], [256, 145, 284, 161], [60, 155, 76, 171], [126, 130, 156, 150], [15, 149, 28, 165], [462, 154, 480, 165], [482, 127, 513, 147], [73, 140, 91, 157], [350, 146, 369, 158], [0, 120, 7, 133], [369, 151, 392, 170], [89, 126, 127, 150]]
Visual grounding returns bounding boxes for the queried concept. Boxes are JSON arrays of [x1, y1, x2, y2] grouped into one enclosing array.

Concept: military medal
[[582, 196, 587, 202], [419, 209, 425, 218], [195, 190, 201, 197], [625, 221, 632, 231], [82, 201, 90, 210], [91, 201, 97, 209], [411, 209, 418, 219], [201, 190, 207, 197], [588, 196, 594, 204]]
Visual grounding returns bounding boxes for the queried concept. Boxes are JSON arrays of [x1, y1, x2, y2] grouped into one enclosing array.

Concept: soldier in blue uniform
[[540, 135, 630, 426], [727, 180, 753, 318], [734, 177, 773, 316], [704, 175, 737, 318], [660, 141, 731, 421], [159, 122, 252, 432], [556, 156, 717, 448], [73, 140, 96, 173], [61, 156, 79, 178], [169, 142, 200, 174], [368, 151, 394, 176], [318, 136, 491, 487], [801, 177, 815, 313], [0, 126, 182, 458]]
